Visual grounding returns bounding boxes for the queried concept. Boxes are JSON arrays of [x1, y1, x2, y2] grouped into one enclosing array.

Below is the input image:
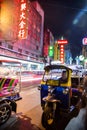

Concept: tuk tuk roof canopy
[[44, 64, 72, 71]]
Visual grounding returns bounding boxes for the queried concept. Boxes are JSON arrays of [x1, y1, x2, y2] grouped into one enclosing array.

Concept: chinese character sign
[[57, 39, 68, 64], [18, 0, 27, 39], [60, 45, 64, 63]]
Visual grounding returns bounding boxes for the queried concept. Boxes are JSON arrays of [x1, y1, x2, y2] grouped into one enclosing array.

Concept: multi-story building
[[31, 1, 44, 57], [0, 0, 44, 70], [82, 45, 87, 68], [0, 0, 44, 60], [43, 27, 54, 60], [82, 45, 87, 57], [65, 49, 72, 64]]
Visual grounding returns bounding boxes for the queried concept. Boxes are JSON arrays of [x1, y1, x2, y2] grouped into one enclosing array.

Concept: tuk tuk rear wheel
[[41, 107, 55, 128]]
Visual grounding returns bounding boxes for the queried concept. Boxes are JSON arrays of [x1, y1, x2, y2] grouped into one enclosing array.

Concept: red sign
[[44, 45, 48, 56], [60, 45, 64, 63], [58, 40, 68, 45], [18, 0, 27, 39], [82, 38, 87, 45]]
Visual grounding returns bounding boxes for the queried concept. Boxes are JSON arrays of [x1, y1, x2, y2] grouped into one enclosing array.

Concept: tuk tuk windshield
[[43, 68, 68, 82]]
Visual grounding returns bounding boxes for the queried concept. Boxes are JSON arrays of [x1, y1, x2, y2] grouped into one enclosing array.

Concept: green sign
[[48, 46, 54, 57]]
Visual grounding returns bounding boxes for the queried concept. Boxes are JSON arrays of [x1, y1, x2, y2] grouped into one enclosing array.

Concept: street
[[21, 74, 42, 89], [0, 86, 45, 130], [0, 81, 79, 130]]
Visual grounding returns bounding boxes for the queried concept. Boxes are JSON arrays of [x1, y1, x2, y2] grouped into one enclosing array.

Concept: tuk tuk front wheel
[[0, 103, 11, 125], [41, 107, 56, 128]]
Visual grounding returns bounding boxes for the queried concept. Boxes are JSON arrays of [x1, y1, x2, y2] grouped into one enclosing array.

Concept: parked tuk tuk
[[0, 60, 22, 125], [38, 63, 83, 129]]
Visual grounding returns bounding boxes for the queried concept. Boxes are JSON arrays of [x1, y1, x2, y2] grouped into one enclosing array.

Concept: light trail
[[21, 76, 42, 82]]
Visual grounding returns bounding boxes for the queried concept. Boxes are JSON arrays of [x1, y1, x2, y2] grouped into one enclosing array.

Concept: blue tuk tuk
[[38, 63, 83, 129]]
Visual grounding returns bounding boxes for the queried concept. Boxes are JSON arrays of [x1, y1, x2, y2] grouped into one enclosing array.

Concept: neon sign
[[57, 40, 68, 45], [18, 0, 27, 39], [57, 39, 68, 63], [60, 45, 64, 63], [82, 38, 87, 45]]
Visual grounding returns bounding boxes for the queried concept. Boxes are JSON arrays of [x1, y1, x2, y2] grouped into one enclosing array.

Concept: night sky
[[30, 0, 87, 59]]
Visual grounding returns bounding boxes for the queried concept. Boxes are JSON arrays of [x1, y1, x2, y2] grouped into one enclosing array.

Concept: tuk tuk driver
[[59, 70, 67, 83]]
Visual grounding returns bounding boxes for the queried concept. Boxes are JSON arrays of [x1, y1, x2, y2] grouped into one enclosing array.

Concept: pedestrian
[[65, 76, 87, 130]]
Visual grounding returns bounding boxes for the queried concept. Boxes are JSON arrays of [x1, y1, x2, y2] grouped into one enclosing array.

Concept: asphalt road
[[0, 86, 79, 130], [0, 87, 45, 130]]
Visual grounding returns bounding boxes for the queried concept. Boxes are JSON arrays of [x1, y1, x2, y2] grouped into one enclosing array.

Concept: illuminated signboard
[[57, 39, 68, 63], [57, 40, 68, 45], [82, 38, 87, 45], [60, 45, 64, 63], [44, 45, 48, 56], [49, 46, 54, 57], [18, 0, 27, 39]]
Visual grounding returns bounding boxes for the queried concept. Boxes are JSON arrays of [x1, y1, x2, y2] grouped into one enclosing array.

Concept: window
[[18, 48, 22, 53], [8, 45, 13, 50]]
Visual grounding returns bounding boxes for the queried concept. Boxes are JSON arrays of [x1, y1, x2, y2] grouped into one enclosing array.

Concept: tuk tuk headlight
[[14, 83, 20, 93], [63, 88, 69, 94], [48, 86, 52, 92]]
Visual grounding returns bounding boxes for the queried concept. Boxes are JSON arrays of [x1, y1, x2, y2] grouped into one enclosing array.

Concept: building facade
[[82, 45, 87, 57], [0, 0, 44, 62], [43, 27, 54, 57], [31, 1, 44, 57]]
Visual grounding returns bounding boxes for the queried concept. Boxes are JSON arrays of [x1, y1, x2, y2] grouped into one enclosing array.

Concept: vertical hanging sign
[[60, 45, 64, 63], [58, 39, 68, 64], [18, 0, 27, 39]]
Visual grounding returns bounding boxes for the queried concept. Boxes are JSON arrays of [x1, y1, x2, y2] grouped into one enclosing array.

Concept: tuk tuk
[[38, 63, 83, 129], [0, 60, 22, 125]]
